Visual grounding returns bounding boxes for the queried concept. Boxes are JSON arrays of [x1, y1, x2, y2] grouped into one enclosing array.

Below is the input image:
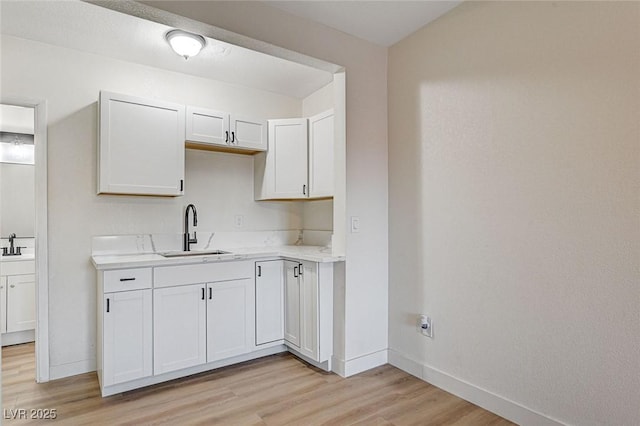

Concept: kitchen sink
[[160, 250, 231, 258]]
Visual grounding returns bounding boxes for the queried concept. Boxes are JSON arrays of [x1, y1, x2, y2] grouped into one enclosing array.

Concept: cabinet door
[[99, 91, 185, 196], [299, 262, 319, 360], [255, 261, 284, 345], [186, 106, 230, 147], [6, 274, 35, 332], [231, 115, 267, 151], [308, 110, 334, 198], [103, 289, 152, 386], [206, 278, 254, 362], [0, 276, 6, 334], [154, 284, 206, 374], [283, 261, 301, 348], [265, 118, 308, 199]]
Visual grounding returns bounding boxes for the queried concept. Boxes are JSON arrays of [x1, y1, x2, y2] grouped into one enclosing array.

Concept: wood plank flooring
[[2, 343, 514, 425]]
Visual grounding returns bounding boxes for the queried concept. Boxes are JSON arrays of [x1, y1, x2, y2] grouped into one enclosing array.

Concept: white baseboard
[[49, 359, 96, 380], [1, 330, 35, 347], [388, 349, 564, 426], [332, 349, 388, 377]]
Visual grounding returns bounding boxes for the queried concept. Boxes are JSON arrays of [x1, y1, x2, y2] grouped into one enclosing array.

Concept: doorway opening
[[0, 101, 49, 385]]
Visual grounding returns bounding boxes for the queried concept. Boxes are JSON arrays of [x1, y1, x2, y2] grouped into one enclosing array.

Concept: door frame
[[0, 97, 49, 382]]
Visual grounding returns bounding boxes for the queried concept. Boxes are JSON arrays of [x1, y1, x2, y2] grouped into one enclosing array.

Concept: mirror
[[0, 104, 35, 238]]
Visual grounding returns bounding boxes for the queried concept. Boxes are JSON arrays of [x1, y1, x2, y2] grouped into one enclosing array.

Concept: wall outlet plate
[[419, 314, 433, 338]]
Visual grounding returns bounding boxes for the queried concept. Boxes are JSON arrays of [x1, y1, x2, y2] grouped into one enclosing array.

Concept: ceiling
[[0, 0, 333, 99], [265, 1, 462, 47], [0, 1, 461, 98]]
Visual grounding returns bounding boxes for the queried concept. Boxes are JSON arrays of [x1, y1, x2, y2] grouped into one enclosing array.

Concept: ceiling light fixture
[[165, 29, 206, 60]]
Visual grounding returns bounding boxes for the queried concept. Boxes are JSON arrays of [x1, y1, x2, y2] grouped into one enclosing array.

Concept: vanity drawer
[[1, 260, 35, 276], [103, 268, 151, 293]]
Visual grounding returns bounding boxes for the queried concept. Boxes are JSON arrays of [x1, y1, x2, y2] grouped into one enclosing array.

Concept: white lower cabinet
[[95, 258, 332, 396], [152, 261, 254, 376], [255, 260, 284, 345], [0, 277, 7, 334], [284, 261, 301, 347], [153, 284, 207, 375], [102, 289, 152, 386], [283, 260, 333, 364], [207, 278, 253, 362], [1, 260, 37, 346], [7, 274, 36, 333]]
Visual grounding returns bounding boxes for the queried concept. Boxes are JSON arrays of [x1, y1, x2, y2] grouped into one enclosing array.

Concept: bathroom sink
[[160, 250, 231, 258]]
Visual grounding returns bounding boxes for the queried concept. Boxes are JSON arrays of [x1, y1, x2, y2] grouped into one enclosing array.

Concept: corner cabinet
[[98, 91, 185, 196], [283, 260, 333, 364], [254, 110, 334, 200], [185, 106, 267, 153]]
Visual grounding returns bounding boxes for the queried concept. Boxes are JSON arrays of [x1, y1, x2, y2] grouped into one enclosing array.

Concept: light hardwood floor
[[2, 343, 514, 425]]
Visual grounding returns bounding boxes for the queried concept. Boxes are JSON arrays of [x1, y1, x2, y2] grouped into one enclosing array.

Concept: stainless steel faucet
[[2, 233, 21, 256], [183, 204, 198, 251]]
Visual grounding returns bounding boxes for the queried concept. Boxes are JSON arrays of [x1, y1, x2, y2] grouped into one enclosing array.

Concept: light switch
[[234, 214, 244, 229], [350, 216, 360, 233]]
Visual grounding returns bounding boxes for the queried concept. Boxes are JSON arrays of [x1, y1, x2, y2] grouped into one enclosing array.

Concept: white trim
[[100, 345, 288, 396], [388, 349, 564, 426], [0, 98, 50, 383], [333, 349, 388, 377], [1, 330, 35, 346], [34, 101, 49, 383]]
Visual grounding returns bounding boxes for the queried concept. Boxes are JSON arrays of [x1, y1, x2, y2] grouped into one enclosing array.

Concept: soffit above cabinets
[[0, 0, 333, 99]]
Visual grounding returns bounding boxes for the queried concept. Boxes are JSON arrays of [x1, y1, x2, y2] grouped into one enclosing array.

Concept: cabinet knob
[[10, 284, 15, 288]]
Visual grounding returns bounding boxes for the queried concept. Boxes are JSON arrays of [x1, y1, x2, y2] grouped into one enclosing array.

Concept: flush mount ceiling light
[[165, 29, 206, 60]]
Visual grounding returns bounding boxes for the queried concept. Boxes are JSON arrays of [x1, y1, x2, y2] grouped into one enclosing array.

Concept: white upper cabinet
[[99, 91, 185, 196], [231, 115, 268, 151], [308, 110, 334, 198], [255, 118, 308, 200], [255, 110, 334, 201], [185, 106, 229, 147], [186, 106, 267, 153]]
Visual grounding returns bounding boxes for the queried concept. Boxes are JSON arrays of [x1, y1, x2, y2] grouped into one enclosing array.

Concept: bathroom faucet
[[2, 233, 21, 256], [183, 204, 198, 251]]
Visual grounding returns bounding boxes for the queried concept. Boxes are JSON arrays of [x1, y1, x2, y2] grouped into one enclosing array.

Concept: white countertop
[[1, 253, 35, 262], [92, 245, 344, 270]]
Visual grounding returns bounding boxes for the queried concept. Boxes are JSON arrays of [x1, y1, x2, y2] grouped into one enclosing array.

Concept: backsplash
[[91, 230, 332, 256]]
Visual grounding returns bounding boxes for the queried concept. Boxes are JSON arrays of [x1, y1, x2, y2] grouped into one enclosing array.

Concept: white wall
[[388, 2, 640, 425], [144, 0, 389, 373], [0, 35, 303, 376], [302, 82, 334, 233]]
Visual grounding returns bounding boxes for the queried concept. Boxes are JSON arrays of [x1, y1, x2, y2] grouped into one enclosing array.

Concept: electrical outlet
[[418, 314, 433, 338], [234, 214, 244, 229]]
